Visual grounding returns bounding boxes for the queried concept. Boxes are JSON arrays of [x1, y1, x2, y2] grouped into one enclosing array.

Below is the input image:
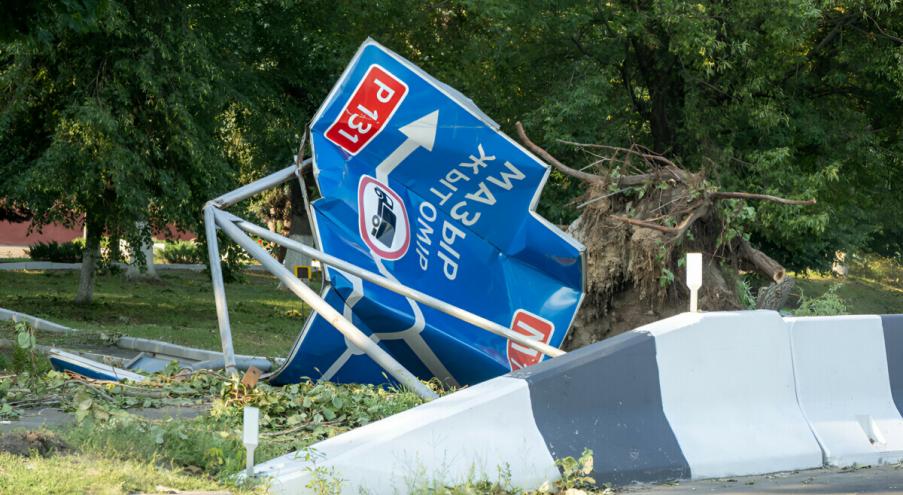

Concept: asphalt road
[[623, 464, 903, 495]]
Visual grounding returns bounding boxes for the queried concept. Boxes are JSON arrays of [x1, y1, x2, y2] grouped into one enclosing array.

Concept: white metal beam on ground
[[0, 307, 78, 334]]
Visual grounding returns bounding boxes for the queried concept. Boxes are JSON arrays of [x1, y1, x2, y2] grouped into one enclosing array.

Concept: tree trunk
[[75, 215, 102, 305], [108, 233, 121, 264], [629, 36, 683, 154], [127, 221, 158, 280], [739, 238, 786, 283], [288, 176, 313, 239], [279, 174, 316, 287]]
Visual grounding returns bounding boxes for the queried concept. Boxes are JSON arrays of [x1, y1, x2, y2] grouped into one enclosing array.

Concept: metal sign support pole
[[222, 211, 565, 359], [208, 160, 310, 209], [204, 205, 238, 376], [213, 209, 438, 400]]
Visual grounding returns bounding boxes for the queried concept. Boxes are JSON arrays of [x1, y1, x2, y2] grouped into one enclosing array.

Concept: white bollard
[[686, 253, 702, 313], [243, 406, 260, 478]]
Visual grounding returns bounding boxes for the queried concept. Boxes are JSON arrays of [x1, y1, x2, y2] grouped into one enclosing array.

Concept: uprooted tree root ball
[[517, 123, 815, 347]]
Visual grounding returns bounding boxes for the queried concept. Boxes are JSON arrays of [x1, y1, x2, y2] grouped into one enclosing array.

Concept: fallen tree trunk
[[740, 238, 786, 283]]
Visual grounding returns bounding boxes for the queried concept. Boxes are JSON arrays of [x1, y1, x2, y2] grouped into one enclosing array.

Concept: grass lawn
[[793, 256, 903, 315], [0, 451, 262, 495], [0, 256, 900, 362], [0, 372, 429, 495], [796, 276, 903, 314], [0, 269, 315, 357]]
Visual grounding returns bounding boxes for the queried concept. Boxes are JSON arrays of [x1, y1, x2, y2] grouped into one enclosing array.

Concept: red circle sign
[[357, 176, 410, 260]]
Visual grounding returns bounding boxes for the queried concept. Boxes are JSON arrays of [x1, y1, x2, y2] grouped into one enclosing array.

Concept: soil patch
[[0, 431, 69, 457]]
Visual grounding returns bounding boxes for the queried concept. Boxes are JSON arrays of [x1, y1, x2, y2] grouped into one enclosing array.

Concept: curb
[[0, 262, 269, 272]]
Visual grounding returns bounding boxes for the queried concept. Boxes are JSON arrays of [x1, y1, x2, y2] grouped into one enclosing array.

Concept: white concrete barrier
[[788, 315, 903, 466], [255, 376, 558, 494], [256, 311, 903, 493], [644, 311, 823, 478]]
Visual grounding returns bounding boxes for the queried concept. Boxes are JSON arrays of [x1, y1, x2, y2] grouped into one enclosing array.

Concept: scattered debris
[[240, 366, 261, 388]]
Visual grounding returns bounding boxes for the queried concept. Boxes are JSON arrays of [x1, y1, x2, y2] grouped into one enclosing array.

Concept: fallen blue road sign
[[268, 39, 585, 387]]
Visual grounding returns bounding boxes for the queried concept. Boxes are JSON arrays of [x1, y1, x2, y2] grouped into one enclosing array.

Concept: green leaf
[[16, 331, 32, 350], [579, 448, 594, 475]]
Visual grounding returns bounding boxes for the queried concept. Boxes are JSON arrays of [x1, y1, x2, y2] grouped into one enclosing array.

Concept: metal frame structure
[[204, 160, 566, 400]]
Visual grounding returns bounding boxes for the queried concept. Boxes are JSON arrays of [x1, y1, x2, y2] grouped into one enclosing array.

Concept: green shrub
[[10, 322, 51, 375], [793, 284, 848, 316], [735, 276, 757, 310], [27, 239, 85, 263], [159, 240, 204, 264]]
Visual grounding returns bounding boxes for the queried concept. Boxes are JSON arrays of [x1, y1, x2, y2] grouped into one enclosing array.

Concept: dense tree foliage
[[1, 0, 901, 301], [0, 1, 248, 300], [431, 1, 903, 270]]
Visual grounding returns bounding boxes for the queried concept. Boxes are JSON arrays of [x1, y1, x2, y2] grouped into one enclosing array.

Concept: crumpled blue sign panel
[[267, 39, 584, 387]]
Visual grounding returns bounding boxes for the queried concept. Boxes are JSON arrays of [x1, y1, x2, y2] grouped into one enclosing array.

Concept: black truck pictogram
[[370, 187, 397, 248]]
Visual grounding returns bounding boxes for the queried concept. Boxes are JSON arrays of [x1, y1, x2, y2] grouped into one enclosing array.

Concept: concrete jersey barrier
[[255, 311, 903, 493], [517, 311, 822, 482], [642, 311, 822, 478], [514, 329, 691, 484], [254, 376, 559, 493], [788, 314, 903, 466]]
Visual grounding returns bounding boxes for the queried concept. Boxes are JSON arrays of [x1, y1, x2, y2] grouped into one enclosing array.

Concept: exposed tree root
[[516, 122, 816, 346]]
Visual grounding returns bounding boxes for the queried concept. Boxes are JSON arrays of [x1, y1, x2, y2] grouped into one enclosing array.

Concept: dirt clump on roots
[[562, 180, 743, 348]]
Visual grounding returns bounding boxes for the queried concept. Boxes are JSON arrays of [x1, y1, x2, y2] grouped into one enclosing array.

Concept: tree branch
[[708, 191, 816, 205], [812, 13, 857, 55], [515, 122, 604, 184], [619, 42, 651, 120], [609, 215, 677, 233], [671, 203, 710, 239], [610, 201, 709, 238], [557, 139, 695, 184], [866, 13, 903, 45], [558, 140, 677, 167]]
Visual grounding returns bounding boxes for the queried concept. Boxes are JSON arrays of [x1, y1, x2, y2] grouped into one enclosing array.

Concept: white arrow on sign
[[375, 110, 439, 183]]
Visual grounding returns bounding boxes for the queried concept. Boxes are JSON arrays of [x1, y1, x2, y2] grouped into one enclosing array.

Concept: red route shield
[[507, 309, 555, 371], [325, 64, 407, 155]]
